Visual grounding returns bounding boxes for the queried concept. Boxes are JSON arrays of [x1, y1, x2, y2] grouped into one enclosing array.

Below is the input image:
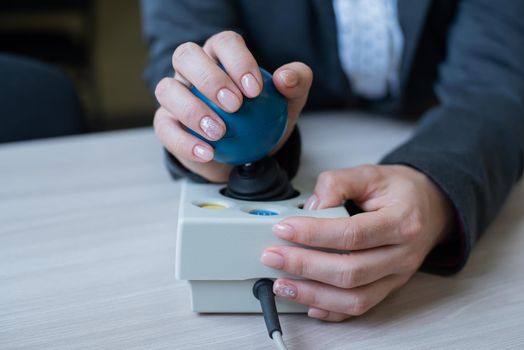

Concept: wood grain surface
[[1, 113, 523, 349]]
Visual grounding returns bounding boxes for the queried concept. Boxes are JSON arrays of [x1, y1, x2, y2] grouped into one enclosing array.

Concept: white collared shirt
[[333, 0, 404, 99]]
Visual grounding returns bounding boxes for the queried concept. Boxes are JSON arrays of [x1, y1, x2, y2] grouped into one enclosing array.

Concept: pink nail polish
[[273, 223, 294, 240], [217, 88, 241, 111], [241, 73, 260, 97], [193, 144, 213, 161], [308, 307, 329, 319], [278, 69, 298, 87], [200, 116, 223, 140], [273, 280, 297, 299], [260, 251, 285, 269], [304, 194, 319, 210]]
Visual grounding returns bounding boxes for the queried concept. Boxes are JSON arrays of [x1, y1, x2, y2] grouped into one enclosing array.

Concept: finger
[[273, 62, 313, 122], [272, 62, 313, 148], [155, 77, 226, 141], [273, 274, 408, 316], [304, 165, 383, 210], [307, 307, 350, 322], [261, 245, 405, 289], [153, 107, 214, 163], [172, 42, 242, 112], [174, 71, 190, 87], [273, 209, 401, 250], [204, 31, 263, 98]]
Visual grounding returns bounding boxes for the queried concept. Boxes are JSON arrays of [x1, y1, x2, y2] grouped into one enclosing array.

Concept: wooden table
[[2, 113, 523, 349]]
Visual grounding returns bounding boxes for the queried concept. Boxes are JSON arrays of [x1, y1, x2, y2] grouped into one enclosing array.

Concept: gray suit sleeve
[[140, 0, 241, 93], [381, 0, 524, 274]]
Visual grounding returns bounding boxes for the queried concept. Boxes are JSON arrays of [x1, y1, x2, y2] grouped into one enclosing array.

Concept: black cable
[[253, 279, 282, 338], [253, 279, 288, 349]]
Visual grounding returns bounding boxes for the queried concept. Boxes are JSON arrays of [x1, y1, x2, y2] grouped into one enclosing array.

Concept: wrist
[[394, 164, 457, 247]]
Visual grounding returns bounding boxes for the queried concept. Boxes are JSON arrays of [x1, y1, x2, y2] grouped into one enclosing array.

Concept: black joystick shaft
[[223, 157, 298, 201]]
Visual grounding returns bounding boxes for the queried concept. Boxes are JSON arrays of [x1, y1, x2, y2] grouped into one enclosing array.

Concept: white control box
[[176, 179, 349, 313]]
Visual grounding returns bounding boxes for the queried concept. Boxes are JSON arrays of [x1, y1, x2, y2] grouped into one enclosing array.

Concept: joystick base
[[175, 179, 350, 313], [223, 157, 299, 201]]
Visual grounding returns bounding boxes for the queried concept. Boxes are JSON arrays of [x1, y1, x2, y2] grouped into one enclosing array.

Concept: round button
[[198, 204, 226, 210], [248, 209, 279, 216]]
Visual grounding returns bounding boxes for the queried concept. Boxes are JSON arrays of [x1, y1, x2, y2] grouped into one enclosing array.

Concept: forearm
[[381, 97, 524, 273]]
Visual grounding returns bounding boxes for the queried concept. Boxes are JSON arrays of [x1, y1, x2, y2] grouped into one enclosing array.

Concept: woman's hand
[[261, 164, 456, 322], [153, 30, 313, 182]]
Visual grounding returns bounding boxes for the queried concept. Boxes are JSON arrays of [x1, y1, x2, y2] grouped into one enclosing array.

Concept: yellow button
[[199, 204, 226, 210]]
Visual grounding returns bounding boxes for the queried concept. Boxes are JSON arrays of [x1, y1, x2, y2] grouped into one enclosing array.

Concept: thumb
[[304, 166, 381, 210], [273, 61, 313, 128]]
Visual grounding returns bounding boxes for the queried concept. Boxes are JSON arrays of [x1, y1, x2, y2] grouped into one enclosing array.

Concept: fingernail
[[273, 223, 294, 240], [217, 88, 241, 111], [193, 144, 213, 161], [241, 73, 260, 97], [279, 69, 299, 87], [308, 307, 329, 319], [273, 280, 297, 299], [260, 250, 285, 269], [304, 194, 319, 210], [200, 116, 224, 140]]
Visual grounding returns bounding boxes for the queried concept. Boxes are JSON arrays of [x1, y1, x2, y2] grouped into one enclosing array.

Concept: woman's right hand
[[153, 30, 313, 183]]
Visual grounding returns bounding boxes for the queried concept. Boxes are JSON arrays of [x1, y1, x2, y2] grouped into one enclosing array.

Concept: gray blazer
[[141, 0, 524, 274]]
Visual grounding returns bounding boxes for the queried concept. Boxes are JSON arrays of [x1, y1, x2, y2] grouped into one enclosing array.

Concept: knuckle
[[318, 171, 338, 191], [401, 210, 424, 241], [179, 100, 200, 123], [356, 164, 379, 180], [171, 135, 187, 157], [197, 69, 225, 92], [302, 220, 317, 245], [308, 289, 321, 308], [338, 261, 364, 289], [154, 78, 172, 98], [341, 223, 363, 249], [212, 30, 243, 46], [288, 253, 308, 277], [172, 42, 199, 66], [154, 119, 171, 144], [349, 296, 370, 316]]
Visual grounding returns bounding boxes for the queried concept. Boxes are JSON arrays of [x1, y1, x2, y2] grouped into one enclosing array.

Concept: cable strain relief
[[253, 278, 283, 338]]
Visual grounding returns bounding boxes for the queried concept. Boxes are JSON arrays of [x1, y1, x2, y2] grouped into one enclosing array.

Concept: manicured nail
[[273, 223, 294, 240], [193, 144, 213, 161], [304, 194, 319, 210], [217, 88, 241, 111], [260, 250, 285, 269], [308, 307, 329, 319], [279, 69, 299, 87], [273, 280, 297, 299], [241, 73, 260, 97], [200, 116, 224, 140]]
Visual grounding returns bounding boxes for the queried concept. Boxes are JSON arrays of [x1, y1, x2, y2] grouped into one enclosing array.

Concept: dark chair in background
[[0, 0, 93, 142], [0, 54, 86, 143]]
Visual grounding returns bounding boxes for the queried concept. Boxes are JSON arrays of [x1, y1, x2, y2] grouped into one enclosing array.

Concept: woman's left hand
[[260, 164, 456, 322]]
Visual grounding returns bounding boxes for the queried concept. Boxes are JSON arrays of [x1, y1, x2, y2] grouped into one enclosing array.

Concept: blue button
[[249, 209, 279, 216]]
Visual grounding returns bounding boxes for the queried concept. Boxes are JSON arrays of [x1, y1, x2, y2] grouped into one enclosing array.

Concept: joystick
[[223, 157, 298, 201], [189, 67, 297, 202], [175, 67, 349, 313]]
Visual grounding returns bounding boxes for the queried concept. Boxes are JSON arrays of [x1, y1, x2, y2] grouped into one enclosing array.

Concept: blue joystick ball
[[189, 68, 287, 165]]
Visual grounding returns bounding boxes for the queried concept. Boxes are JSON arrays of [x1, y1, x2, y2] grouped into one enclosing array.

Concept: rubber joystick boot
[[223, 157, 298, 201]]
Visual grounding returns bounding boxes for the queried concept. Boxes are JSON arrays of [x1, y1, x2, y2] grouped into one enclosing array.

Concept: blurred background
[[0, 0, 156, 142]]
